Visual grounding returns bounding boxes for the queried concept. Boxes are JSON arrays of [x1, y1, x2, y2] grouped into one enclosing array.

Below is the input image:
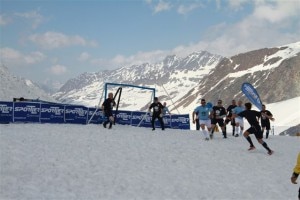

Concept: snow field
[[0, 124, 299, 200]]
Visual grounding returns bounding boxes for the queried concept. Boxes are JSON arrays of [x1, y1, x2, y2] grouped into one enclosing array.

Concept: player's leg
[[255, 126, 273, 155], [244, 128, 255, 150]]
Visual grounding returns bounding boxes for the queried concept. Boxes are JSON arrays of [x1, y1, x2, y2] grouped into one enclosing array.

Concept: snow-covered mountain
[[54, 41, 300, 115], [0, 65, 57, 102], [54, 51, 223, 107]]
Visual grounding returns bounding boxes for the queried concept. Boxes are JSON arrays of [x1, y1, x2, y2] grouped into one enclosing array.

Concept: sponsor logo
[[65, 108, 87, 116], [0, 104, 13, 113], [14, 106, 40, 114], [41, 107, 64, 115], [116, 112, 132, 121]]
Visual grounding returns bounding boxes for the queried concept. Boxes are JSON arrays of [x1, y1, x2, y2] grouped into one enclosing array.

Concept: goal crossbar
[[104, 82, 156, 102]]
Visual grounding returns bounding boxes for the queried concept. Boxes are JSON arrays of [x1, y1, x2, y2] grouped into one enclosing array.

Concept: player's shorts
[[235, 118, 244, 127], [199, 119, 211, 128], [247, 125, 263, 139], [261, 120, 271, 130], [225, 117, 236, 126], [211, 118, 224, 127]]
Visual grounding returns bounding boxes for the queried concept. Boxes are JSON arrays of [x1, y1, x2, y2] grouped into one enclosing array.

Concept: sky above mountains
[[1, 0, 299, 87]]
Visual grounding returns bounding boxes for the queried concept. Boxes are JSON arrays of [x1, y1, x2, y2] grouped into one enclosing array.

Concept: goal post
[[104, 82, 156, 102], [87, 82, 156, 125]]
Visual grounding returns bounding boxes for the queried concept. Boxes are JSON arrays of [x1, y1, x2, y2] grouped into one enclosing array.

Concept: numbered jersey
[[149, 102, 164, 114], [194, 106, 212, 120], [212, 106, 226, 119]]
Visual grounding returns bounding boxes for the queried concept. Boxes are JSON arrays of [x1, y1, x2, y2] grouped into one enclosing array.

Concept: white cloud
[[0, 15, 11, 26], [49, 64, 67, 75], [14, 10, 44, 29], [29, 32, 98, 49], [154, 0, 172, 13], [228, 0, 248, 11], [0, 47, 46, 66], [78, 52, 91, 61], [91, 50, 167, 69], [177, 3, 203, 15], [252, 0, 300, 23]]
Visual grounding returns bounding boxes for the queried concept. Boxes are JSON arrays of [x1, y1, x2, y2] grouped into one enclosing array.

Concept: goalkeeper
[[149, 97, 165, 131]]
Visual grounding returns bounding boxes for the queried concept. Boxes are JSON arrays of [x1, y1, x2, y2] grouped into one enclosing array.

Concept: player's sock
[[245, 136, 254, 147], [262, 142, 271, 152], [222, 130, 227, 138], [203, 130, 209, 139], [266, 130, 269, 139]]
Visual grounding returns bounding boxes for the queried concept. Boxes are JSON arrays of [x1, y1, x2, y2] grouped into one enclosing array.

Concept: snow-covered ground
[[1, 123, 299, 200]]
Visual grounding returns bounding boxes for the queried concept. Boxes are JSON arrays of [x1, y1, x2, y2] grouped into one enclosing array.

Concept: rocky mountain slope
[[53, 42, 300, 114]]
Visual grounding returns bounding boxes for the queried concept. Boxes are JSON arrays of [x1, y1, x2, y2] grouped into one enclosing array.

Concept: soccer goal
[[87, 82, 155, 124]]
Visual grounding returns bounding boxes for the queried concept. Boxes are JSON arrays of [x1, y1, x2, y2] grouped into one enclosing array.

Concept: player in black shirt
[[211, 100, 227, 139], [149, 97, 165, 131], [225, 100, 237, 136], [102, 92, 116, 129], [235, 102, 274, 155], [260, 104, 273, 139]]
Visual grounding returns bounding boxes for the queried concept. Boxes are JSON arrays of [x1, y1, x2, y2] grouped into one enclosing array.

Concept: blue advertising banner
[[162, 115, 172, 128], [87, 108, 105, 124], [241, 82, 263, 111], [115, 110, 132, 125], [40, 104, 65, 123], [0, 101, 191, 129], [65, 105, 88, 124], [131, 111, 152, 127], [170, 114, 190, 129], [13, 102, 40, 122], [0, 102, 13, 123]]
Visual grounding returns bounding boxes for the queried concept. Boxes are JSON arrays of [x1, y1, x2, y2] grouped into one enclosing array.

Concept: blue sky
[[1, 0, 299, 88]]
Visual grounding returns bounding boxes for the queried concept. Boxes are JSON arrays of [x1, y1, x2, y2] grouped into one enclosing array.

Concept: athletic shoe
[[103, 123, 107, 128], [268, 150, 274, 155], [248, 146, 256, 151], [205, 138, 209, 141], [235, 134, 239, 137], [152, 128, 155, 131]]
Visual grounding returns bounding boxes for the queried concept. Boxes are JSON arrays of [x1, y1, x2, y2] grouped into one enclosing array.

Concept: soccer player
[[192, 99, 212, 141], [210, 100, 227, 139], [233, 102, 274, 155], [149, 97, 165, 131], [225, 100, 237, 136], [291, 152, 300, 200], [232, 100, 245, 137], [260, 104, 273, 139], [102, 92, 116, 129]]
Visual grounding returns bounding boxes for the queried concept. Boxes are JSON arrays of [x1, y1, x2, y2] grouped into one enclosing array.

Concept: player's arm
[[261, 112, 275, 121], [192, 111, 196, 124], [291, 153, 300, 184]]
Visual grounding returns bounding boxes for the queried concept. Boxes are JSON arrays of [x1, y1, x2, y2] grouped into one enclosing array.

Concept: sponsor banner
[[65, 105, 88, 124], [241, 82, 263, 111], [40, 104, 65, 123], [170, 114, 190, 129], [0, 102, 13, 123], [162, 115, 172, 128], [115, 110, 132, 125], [87, 108, 105, 124], [131, 111, 152, 127], [14, 102, 40, 122], [0, 101, 191, 129]]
